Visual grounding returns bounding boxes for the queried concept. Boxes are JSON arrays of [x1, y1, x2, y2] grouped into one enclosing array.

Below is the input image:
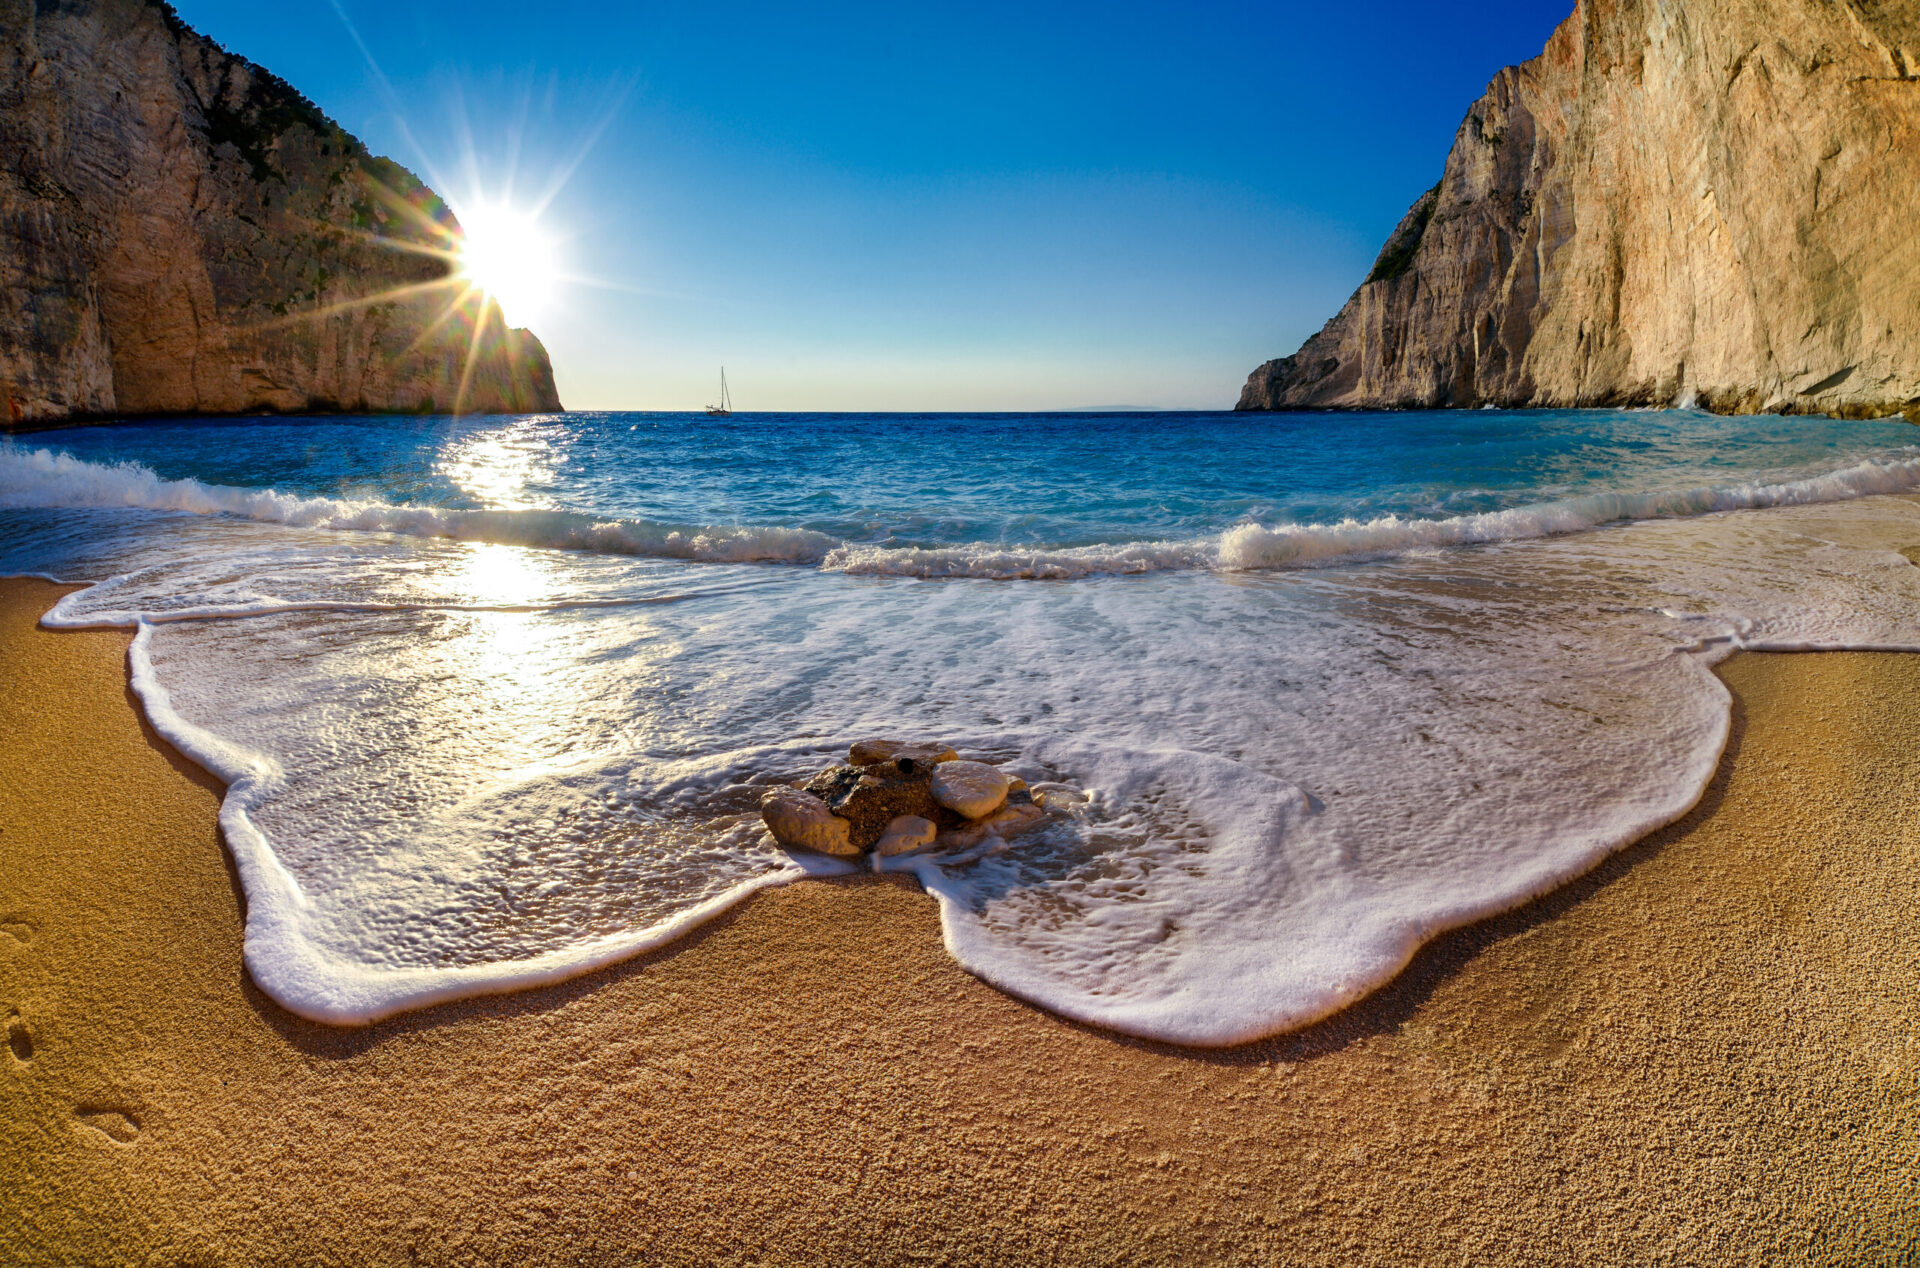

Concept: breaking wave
[[0, 444, 836, 564], [1216, 455, 1920, 569], [8, 442, 1920, 580]]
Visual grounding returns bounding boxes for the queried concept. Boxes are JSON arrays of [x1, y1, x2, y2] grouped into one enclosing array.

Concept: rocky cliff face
[[1240, 0, 1920, 419], [0, 0, 560, 427]]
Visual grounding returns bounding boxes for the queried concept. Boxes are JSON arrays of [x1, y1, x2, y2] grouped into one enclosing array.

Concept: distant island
[[0, 0, 559, 429], [1239, 0, 1920, 421]]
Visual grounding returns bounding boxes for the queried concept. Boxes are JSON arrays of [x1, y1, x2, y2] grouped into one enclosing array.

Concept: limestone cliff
[[0, 0, 560, 427], [1239, 0, 1920, 419]]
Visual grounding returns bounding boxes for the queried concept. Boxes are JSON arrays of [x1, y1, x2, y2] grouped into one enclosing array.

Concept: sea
[[6, 407, 1920, 1045]]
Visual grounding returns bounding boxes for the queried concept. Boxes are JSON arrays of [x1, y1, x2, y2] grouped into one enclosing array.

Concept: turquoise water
[[6, 408, 1920, 1042], [17, 407, 1920, 560]]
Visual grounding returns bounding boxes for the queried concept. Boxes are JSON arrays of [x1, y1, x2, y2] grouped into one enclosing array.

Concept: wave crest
[[0, 445, 836, 564], [821, 539, 1211, 580], [8, 443, 1920, 579], [1220, 456, 1920, 570]]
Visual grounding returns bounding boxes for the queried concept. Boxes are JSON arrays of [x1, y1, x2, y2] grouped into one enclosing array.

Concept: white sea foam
[[0, 445, 838, 564], [821, 538, 1214, 579], [39, 582, 730, 631], [1215, 456, 1920, 570], [125, 613, 859, 1024], [12, 439, 1920, 1042], [11, 443, 1920, 581]]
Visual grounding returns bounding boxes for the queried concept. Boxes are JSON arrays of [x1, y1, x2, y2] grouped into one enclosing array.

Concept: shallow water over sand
[[7, 409, 1920, 1040]]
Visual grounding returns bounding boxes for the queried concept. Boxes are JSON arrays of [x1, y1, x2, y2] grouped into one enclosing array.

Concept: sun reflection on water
[[451, 541, 552, 608], [441, 546, 559, 723], [427, 544, 579, 786], [438, 420, 566, 510]]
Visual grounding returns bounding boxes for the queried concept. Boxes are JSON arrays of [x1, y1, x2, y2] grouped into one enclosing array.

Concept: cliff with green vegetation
[[1239, 0, 1920, 419], [0, 0, 560, 427]]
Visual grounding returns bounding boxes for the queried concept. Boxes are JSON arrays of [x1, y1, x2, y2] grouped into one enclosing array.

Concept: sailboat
[[705, 367, 732, 416]]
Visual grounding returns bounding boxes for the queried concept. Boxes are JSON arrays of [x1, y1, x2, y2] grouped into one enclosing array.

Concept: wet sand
[[1, 574, 1916, 1265]]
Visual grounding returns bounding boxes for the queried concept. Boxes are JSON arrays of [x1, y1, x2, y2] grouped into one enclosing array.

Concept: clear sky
[[170, 0, 1573, 411]]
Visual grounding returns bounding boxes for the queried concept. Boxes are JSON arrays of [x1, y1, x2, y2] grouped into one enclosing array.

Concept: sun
[[456, 202, 560, 328]]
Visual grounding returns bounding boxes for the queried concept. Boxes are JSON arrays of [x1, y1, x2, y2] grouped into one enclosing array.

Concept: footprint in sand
[[6, 1012, 30, 1063], [0, 917, 32, 946], [75, 1106, 142, 1144]]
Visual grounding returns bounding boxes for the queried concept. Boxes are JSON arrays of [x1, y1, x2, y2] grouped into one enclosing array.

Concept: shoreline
[[3, 574, 1917, 1262]]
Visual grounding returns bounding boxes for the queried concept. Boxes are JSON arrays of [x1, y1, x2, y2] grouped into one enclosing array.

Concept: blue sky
[[171, 0, 1573, 410]]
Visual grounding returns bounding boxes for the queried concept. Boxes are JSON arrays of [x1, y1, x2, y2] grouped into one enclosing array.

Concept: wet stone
[[760, 787, 857, 858], [1032, 783, 1089, 813], [983, 801, 1047, 838], [874, 814, 938, 858], [935, 800, 1049, 851], [931, 760, 1011, 820], [848, 739, 960, 768], [804, 758, 955, 851]]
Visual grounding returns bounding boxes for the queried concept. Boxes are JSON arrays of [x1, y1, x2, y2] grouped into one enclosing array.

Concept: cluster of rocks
[[759, 739, 1087, 861]]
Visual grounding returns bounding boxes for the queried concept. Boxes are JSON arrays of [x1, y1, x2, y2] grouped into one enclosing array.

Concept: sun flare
[[456, 203, 560, 328]]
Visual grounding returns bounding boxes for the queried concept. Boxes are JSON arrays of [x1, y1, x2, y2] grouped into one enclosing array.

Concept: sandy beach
[[1, 572, 1915, 1264]]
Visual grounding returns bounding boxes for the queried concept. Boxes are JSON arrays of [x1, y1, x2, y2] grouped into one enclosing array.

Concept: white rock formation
[[1238, 0, 1920, 421]]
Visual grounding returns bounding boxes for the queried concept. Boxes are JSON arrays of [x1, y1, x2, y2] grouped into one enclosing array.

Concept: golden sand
[[1, 574, 1916, 1264]]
